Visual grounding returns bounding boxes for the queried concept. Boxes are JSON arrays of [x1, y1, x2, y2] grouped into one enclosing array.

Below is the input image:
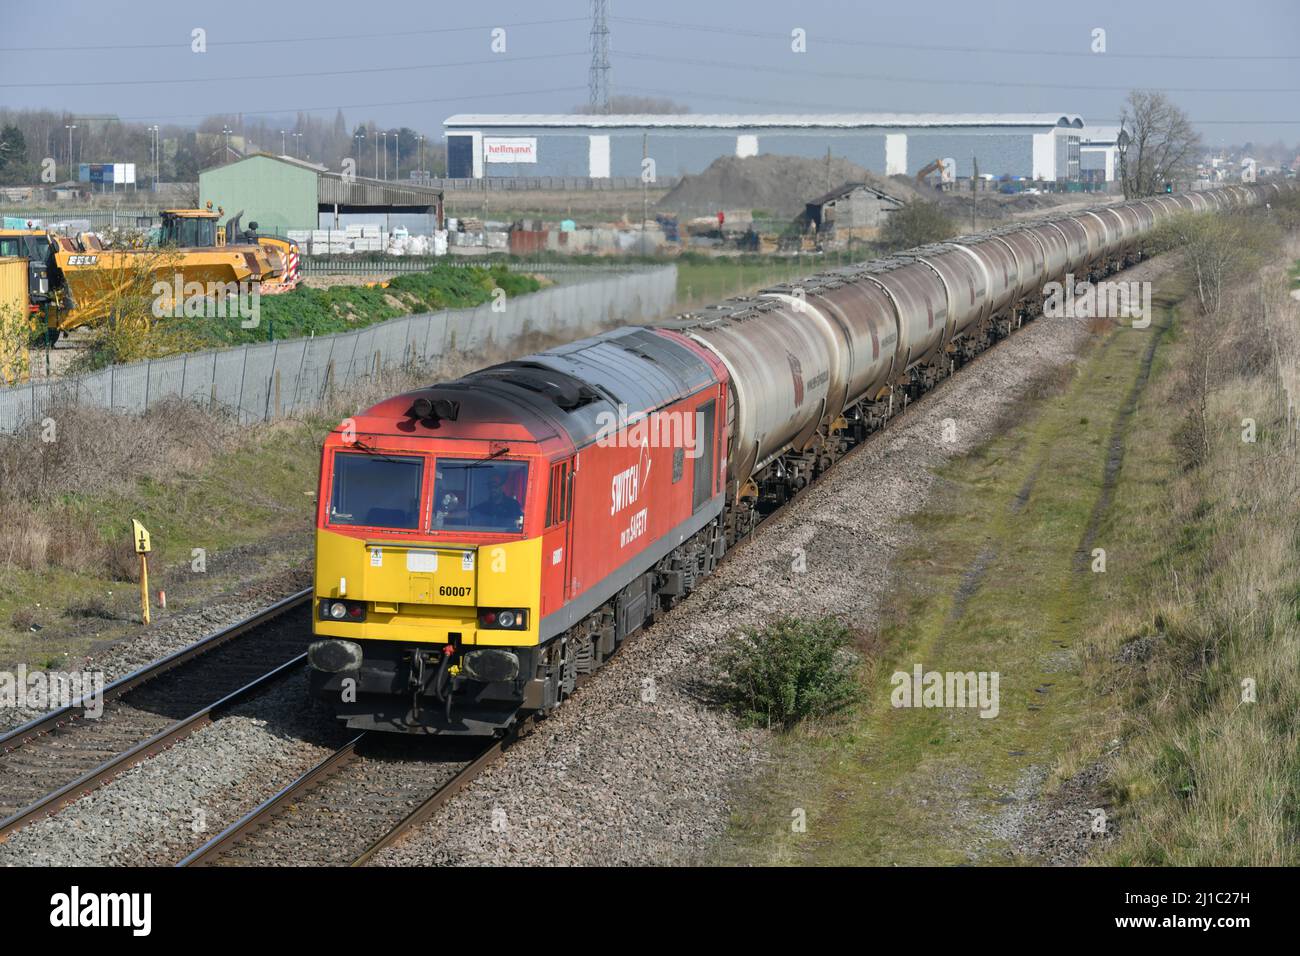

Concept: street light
[[64, 124, 77, 172], [417, 134, 425, 180], [149, 125, 160, 190], [221, 126, 233, 163], [380, 131, 387, 180], [353, 131, 365, 173], [292, 131, 303, 158], [279, 129, 287, 155]]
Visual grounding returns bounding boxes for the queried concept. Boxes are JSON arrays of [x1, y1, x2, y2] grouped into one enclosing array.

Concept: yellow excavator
[[915, 158, 947, 189], [36, 204, 300, 338]]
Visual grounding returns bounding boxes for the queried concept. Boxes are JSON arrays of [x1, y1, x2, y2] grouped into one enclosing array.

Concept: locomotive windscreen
[[433, 459, 528, 534], [328, 452, 423, 530]]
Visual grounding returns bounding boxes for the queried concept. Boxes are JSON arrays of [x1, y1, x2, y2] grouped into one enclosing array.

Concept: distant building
[[803, 182, 903, 235], [1079, 126, 1129, 183], [198, 153, 444, 233], [442, 113, 1087, 183]]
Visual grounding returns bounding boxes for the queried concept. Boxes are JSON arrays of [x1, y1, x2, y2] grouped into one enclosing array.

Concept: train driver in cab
[[470, 470, 524, 530]]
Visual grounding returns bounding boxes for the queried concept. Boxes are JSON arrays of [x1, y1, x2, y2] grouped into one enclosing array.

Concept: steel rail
[[0, 588, 312, 754], [0, 589, 313, 843]]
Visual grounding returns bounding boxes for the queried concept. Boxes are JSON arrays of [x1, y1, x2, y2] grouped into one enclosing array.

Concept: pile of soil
[[658, 154, 921, 218]]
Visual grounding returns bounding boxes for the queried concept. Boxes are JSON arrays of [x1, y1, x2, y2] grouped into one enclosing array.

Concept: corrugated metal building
[[443, 113, 1086, 182], [804, 183, 903, 234], [198, 154, 444, 234], [1080, 126, 1129, 183]]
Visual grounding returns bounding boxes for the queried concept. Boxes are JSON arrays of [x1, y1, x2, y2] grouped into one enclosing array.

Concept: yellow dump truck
[[36, 206, 300, 338], [0, 256, 31, 385]]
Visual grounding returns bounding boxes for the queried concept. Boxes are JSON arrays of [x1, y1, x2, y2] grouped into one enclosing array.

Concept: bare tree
[[1117, 91, 1201, 199]]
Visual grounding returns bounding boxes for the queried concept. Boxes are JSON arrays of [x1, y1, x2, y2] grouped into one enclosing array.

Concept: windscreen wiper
[[464, 446, 510, 469], [345, 437, 406, 464]]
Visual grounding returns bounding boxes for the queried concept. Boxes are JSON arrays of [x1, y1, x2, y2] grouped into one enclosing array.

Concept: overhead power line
[[114, 86, 589, 123], [0, 18, 588, 53], [613, 50, 1300, 95], [612, 15, 1300, 61], [619, 85, 1300, 125], [0, 51, 588, 89]]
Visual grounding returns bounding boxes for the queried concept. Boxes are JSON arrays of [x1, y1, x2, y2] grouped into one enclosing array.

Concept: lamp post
[[292, 131, 303, 158], [417, 134, 425, 180], [380, 131, 387, 180], [149, 125, 160, 190], [221, 126, 233, 163], [64, 124, 76, 172], [353, 131, 365, 174], [280, 129, 287, 155]]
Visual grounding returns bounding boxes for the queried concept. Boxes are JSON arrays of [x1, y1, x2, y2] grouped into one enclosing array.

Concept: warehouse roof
[[445, 113, 1086, 130], [805, 182, 902, 207], [1080, 126, 1129, 146]]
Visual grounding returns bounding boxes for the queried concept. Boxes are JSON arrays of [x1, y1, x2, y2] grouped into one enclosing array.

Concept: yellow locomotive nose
[[312, 531, 541, 647]]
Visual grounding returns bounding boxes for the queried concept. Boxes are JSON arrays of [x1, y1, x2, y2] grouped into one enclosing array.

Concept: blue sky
[[1, 0, 1296, 146]]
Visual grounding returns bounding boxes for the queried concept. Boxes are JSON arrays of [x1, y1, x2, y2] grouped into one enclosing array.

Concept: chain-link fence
[[0, 265, 677, 433]]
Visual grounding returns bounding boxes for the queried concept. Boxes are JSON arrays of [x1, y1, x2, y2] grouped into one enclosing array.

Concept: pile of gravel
[[658, 154, 920, 219]]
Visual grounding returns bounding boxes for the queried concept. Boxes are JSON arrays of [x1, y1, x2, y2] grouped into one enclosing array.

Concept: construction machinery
[[0, 228, 54, 327], [33, 204, 300, 338], [915, 158, 946, 188]]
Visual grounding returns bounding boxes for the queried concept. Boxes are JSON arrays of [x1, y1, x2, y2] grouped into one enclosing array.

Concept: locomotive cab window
[[433, 459, 529, 534], [546, 461, 571, 527], [329, 453, 423, 530]]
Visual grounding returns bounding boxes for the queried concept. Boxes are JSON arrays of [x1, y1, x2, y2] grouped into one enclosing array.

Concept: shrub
[[880, 200, 955, 251], [714, 616, 860, 729]]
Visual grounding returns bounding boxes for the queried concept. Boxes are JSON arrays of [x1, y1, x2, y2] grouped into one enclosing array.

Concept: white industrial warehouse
[[442, 113, 1100, 183]]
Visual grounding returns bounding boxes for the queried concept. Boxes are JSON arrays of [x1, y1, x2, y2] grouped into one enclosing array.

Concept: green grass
[[0, 413, 329, 668], [674, 249, 872, 307], [177, 263, 540, 348], [713, 307, 1176, 865]]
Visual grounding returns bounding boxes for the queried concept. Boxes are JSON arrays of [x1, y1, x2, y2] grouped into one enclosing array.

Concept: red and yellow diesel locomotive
[[309, 327, 729, 734], [308, 181, 1293, 735]]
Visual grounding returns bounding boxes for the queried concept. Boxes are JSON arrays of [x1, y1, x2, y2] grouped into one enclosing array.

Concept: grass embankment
[[717, 303, 1165, 865], [674, 250, 867, 308], [0, 401, 324, 668], [214, 263, 539, 347], [73, 263, 541, 371], [1087, 247, 1300, 865], [0, 362, 454, 669], [717, 235, 1300, 866]]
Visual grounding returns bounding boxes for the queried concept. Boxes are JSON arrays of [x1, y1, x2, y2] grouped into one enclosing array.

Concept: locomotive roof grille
[[473, 363, 602, 412]]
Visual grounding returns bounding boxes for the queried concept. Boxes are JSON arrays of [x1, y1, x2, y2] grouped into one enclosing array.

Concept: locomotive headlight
[[477, 608, 527, 630], [329, 602, 347, 619]]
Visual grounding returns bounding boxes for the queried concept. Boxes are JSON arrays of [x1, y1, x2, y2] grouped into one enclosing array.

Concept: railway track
[[0, 589, 313, 842], [175, 295, 1063, 867], [179, 731, 504, 866], [3, 256, 1153, 864]]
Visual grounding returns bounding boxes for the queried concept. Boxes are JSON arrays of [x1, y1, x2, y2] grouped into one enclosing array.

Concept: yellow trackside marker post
[[132, 519, 152, 625]]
